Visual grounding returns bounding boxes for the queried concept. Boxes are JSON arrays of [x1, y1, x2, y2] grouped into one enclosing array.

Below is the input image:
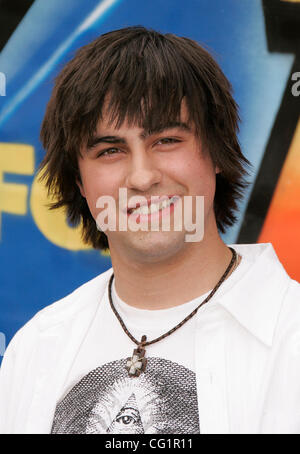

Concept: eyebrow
[[86, 121, 191, 150]]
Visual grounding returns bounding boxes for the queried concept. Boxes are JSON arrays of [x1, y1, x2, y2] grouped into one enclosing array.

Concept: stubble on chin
[[111, 228, 189, 264]]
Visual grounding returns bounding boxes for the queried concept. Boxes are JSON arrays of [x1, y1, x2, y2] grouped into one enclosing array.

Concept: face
[[78, 103, 219, 263]]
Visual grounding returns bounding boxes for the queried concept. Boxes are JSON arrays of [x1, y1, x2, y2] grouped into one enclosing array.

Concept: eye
[[97, 148, 123, 158], [116, 415, 136, 425], [155, 137, 180, 146]]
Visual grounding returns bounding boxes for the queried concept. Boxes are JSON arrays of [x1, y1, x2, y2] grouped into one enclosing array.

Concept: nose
[[125, 150, 162, 192]]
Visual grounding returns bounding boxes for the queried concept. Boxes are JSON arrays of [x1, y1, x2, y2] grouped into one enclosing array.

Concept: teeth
[[130, 197, 177, 215]]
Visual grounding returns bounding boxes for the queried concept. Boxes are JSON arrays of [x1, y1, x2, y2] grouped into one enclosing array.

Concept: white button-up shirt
[[0, 243, 300, 434]]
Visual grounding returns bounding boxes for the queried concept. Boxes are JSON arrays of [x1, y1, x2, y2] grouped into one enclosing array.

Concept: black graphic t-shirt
[[51, 280, 209, 434]]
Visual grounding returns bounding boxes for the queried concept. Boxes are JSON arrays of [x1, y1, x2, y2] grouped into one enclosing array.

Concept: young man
[[0, 26, 299, 434]]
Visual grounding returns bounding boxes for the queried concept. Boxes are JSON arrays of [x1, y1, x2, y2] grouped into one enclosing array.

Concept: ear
[[215, 165, 221, 174], [76, 179, 86, 198]]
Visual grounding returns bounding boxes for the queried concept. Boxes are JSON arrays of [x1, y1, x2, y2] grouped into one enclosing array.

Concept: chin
[[123, 230, 188, 263]]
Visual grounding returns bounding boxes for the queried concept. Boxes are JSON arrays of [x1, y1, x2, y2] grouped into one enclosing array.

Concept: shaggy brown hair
[[40, 26, 250, 250]]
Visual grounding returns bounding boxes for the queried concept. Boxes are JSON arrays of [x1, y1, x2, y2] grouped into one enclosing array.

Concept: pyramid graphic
[[107, 393, 144, 434]]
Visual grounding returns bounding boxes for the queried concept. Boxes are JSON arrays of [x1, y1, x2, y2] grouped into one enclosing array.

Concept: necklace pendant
[[126, 336, 147, 377]]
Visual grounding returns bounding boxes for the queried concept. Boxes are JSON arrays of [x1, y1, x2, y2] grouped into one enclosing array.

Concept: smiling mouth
[[127, 196, 180, 216]]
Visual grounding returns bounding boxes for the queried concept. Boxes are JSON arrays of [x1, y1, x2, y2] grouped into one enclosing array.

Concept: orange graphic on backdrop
[[258, 119, 300, 281]]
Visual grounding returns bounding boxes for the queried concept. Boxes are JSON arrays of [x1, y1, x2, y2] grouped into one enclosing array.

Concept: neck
[[108, 224, 233, 310]]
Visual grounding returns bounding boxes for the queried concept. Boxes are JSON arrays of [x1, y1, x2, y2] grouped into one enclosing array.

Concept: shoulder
[[35, 266, 113, 325], [276, 277, 300, 337], [239, 242, 300, 308], [221, 243, 300, 347], [6, 267, 114, 351]]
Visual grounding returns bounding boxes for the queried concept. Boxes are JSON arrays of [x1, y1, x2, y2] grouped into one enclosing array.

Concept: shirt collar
[[210, 243, 290, 347]]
